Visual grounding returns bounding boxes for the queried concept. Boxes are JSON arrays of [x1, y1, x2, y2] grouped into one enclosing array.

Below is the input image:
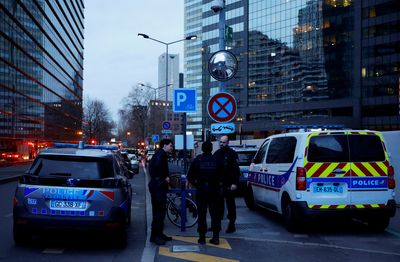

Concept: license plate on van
[[313, 185, 343, 194]]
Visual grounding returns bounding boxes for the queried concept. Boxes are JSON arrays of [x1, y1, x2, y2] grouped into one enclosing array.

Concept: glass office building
[[244, 0, 399, 136], [184, 0, 247, 139], [0, 0, 84, 157]]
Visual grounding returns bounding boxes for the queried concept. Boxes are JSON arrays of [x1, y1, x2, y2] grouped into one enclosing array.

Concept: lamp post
[[138, 83, 158, 100], [137, 33, 197, 122]]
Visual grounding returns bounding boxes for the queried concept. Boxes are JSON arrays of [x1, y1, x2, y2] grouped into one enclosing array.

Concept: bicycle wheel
[[167, 196, 198, 228]]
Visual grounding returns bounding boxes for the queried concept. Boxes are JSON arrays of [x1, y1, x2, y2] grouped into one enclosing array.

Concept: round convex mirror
[[208, 50, 238, 82]]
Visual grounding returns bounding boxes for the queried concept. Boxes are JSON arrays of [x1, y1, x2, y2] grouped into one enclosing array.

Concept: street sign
[[174, 134, 194, 150], [162, 129, 172, 134], [151, 134, 159, 142], [211, 123, 235, 134], [162, 121, 171, 130], [207, 92, 237, 123], [173, 88, 197, 113]]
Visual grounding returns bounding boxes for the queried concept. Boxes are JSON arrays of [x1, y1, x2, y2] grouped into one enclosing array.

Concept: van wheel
[[244, 185, 256, 210], [282, 198, 300, 232], [367, 216, 390, 231]]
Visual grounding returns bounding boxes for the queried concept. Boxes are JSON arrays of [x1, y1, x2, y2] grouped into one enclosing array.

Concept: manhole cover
[[172, 245, 200, 252]]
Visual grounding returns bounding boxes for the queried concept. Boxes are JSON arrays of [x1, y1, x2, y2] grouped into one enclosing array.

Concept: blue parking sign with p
[[173, 88, 197, 113]]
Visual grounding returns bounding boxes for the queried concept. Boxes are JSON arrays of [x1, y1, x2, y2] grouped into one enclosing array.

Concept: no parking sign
[[207, 93, 237, 123]]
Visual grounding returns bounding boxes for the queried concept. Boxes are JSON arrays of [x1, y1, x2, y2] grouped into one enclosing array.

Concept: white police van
[[244, 130, 396, 231]]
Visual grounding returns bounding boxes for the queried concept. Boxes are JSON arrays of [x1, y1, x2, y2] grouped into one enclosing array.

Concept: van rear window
[[308, 134, 385, 163], [29, 156, 114, 179]]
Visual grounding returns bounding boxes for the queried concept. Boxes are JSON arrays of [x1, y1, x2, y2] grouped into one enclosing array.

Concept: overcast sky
[[83, 0, 184, 121]]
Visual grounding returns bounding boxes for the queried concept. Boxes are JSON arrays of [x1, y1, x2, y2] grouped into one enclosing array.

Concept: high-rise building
[[0, 0, 84, 157], [184, 0, 399, 140], [245, 0, 400, 136], [184, 0, 247, 140], [158, 53, 180, 101]]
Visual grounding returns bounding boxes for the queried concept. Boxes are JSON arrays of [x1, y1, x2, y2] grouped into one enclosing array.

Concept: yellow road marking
[[159, 247, 239, 262], [172, 236, 232, 250]]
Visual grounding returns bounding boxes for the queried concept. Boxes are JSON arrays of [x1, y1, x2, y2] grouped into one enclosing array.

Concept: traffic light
[[90, 139, 96, 145]]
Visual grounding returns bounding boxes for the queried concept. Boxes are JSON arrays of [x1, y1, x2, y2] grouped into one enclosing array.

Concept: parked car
[[129, 154, 139, 174], [230, 145, 258, 195], [13, 143, 132, 246], [243, 130, 396, 231]]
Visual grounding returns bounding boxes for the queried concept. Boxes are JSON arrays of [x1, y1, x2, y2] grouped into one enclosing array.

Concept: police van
[[244, 130, 396, 231]]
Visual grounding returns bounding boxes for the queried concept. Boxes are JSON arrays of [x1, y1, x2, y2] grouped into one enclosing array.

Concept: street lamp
[[137, 33, 197, 122], [138, 83, 158, 99]]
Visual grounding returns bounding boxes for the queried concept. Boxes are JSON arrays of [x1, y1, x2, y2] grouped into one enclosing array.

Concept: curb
[[141, 162, 157, 262]]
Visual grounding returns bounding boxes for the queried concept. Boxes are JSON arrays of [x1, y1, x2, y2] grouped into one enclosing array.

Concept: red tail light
[[296, 167, 306, 191], [388, 166, 395, 189], [13, 196, 18, 207]]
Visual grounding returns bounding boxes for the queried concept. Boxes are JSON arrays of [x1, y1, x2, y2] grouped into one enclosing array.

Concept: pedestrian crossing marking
[[172, 236, 232, 250], [159, 246, 239, 262]]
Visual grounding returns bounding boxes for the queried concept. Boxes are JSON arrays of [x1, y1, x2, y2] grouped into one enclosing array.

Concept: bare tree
[[83, 97, 115, 144], [118, 84, 154, 146]]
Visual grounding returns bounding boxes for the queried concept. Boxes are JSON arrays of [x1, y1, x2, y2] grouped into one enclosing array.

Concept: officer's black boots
[[198, 234, 206, 244], [226, 222, 236, 233], [160, 233, 172, 241], [209, 232, 219, 245], [150, 235, 166, 245]]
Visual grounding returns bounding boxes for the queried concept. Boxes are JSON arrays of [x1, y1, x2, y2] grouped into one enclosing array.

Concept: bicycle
[[166, 191, 198, 228]]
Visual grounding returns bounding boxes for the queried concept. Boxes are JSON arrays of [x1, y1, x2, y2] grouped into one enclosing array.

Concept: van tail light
[[388, 166, 395, 189], [13, 196, 18, 207], [296, 167, 307, 191]]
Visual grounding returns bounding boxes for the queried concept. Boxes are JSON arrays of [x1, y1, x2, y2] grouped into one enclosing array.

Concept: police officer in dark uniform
[[213, 135, 240, 233], [148, 139, 174, 245], [187, 140, 223, 245]]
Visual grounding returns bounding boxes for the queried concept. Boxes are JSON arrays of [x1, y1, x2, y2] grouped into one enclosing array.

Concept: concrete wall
[[382, 131, 400, 203]]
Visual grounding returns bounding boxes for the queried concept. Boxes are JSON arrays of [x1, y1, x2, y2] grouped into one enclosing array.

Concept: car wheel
[[367, 215, 390, 231], [282, 197, 300, 232], [244, 185, 256, 210], [13, 224, 29, 245]]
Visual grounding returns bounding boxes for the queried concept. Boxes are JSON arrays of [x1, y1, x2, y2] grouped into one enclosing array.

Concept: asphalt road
[[0, 166, 147, 262]]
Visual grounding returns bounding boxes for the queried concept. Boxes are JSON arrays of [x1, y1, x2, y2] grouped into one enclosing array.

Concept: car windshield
[[237, 151, 257, 165], [29, 155, 114, 179]]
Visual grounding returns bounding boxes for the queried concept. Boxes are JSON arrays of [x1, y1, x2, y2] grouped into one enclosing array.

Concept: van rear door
[[347, 132, 390, 208], [305, 133, 352, 208]]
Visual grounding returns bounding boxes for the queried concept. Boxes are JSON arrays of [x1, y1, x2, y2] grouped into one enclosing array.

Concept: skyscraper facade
[[158, 52, 180, 101], [244, 0, 399, 136], [184, 0, 399, 140], [0, 0, 84, 157], [184, 0, 247, 140]]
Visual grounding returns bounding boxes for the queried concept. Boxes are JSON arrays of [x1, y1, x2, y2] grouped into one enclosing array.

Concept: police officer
[[187, 140, 223, 245], [213, 135, 240, 233], [148, 139, 174, 245]]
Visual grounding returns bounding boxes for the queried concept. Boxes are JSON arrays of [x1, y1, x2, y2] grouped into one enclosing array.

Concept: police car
[[243, 130, 396, 231], [230, 145, 258, 196], [13, 142, 132, 246]]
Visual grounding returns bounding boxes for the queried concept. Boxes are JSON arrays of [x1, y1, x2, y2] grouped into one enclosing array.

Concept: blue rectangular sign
[[173, 88, 197, 113], [151, 134, 159, 142]]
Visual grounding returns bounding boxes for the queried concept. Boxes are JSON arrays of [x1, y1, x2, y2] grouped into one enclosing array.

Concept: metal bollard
[[180, 174, 187, 231]]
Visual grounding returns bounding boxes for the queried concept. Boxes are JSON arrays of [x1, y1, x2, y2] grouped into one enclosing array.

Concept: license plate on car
[[50, 200, 87, 210], [313, 185, 343, 194]]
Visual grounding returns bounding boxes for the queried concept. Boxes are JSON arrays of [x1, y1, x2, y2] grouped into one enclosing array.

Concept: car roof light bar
[[53, 142, 118, 150]]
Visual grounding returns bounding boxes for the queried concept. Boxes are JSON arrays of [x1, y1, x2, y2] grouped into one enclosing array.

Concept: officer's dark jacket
[[213, 146, 240, 187], [187, 153, 219, 188], [149, 149, 169, 180]]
